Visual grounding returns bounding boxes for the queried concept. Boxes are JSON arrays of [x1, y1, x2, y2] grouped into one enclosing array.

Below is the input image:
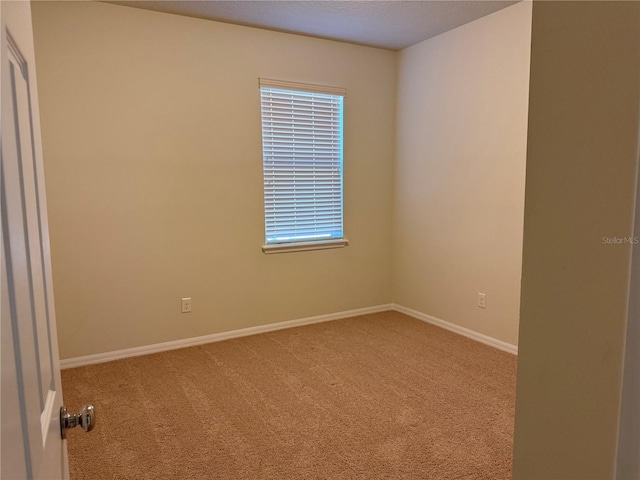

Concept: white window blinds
[[260, 79, 346, 246]]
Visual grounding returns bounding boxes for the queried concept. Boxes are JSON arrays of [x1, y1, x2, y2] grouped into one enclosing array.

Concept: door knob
[[60, 404, 95, 439]]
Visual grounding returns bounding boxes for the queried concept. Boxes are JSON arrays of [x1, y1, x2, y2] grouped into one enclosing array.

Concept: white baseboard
[[60, 302, 516, 369], [60, 304, 394, 369], [391, 304, 518, 355]]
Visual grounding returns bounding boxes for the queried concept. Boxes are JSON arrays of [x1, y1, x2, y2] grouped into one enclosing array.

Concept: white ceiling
[[106, 1, 520, 51]]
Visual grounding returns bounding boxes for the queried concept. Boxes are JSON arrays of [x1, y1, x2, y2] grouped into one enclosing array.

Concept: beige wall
[[32, 1, 532, 360], [31, 1, 396, 359], [512, 2, 640, 478], [617, 154, 640, 477], [392, 2, 532, 346]]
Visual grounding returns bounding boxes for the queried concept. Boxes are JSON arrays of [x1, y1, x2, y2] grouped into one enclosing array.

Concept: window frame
[[259, 78, 349, 254]]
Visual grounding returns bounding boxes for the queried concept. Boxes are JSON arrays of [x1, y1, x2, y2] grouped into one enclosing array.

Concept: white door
[[1, 1, 69, 479]]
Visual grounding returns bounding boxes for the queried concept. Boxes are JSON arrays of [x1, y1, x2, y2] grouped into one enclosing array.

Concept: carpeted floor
[[61, 311, 517, 479]]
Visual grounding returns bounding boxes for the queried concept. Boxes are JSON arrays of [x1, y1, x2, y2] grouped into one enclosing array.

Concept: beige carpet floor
[[61, 311, 517, 479]]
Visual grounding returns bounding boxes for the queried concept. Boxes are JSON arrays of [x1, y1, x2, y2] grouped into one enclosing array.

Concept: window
[[259, 78, 348, 253]]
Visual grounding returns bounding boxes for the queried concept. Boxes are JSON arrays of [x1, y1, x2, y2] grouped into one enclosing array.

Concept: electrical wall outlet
[[477, 293, 486, 309], [181, 297, 192, 313]]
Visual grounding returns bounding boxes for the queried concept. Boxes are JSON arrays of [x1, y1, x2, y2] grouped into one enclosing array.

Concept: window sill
[[262, 239, 349, 254]]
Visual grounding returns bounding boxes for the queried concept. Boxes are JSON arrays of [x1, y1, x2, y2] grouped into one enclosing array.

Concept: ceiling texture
[[106, 1, 520, 51]]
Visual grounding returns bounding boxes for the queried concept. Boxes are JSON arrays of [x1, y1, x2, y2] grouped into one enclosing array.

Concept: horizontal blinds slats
[[262, 102, 340, 111], [261, 84, 344, 244], [265, 207, 341, 215], [265, 189, 341, 195], [265, 220, 342, 229]]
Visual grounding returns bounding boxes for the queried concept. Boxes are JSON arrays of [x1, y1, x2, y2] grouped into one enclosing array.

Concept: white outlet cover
[[181, 297, 192, 313]]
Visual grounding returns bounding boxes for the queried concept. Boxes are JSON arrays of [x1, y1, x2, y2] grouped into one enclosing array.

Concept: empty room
[[2, 1, 639, 479]]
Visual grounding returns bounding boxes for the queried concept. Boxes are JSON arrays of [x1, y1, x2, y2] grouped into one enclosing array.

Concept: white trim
[[60, 304, 393, 369], [40, 389, 56, 446], [258, 77, 346, 97], [262, 239, 349, 254], [60, 303, 517, 369], [391, 304, 518, 355]]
